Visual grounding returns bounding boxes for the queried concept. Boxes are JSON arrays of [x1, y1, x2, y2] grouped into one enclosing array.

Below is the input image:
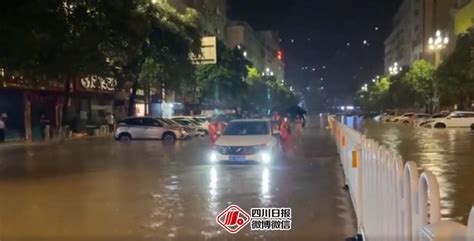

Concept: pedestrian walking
[[272, 112, 281, 133], [208, 120, 219, 147], [105, 112, 115, 133], [293, 115, 304, 143], [280, 118, 293, 154], [0, 115, 6, 143], [40, 114, 50, 140]]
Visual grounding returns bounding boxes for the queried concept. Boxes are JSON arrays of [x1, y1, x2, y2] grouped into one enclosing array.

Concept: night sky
[[228, 0, 402, 109]]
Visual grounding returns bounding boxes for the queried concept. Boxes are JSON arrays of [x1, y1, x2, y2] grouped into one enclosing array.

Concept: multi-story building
[[167, 0, 227, 42], [385, 0, 412, 71], [226, 21, 266, 71], [385, 0, 458, 73], [167, 0, 285, 82], [226, 21, 285, 82], [258, 30, 285, 83]]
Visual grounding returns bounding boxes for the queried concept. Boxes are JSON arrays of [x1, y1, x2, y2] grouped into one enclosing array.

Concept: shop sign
[[80, 76, 117, 92]]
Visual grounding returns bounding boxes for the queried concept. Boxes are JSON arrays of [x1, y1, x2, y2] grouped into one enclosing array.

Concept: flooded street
[[343, 116, 474, 223], [0, 120, 355, 241]]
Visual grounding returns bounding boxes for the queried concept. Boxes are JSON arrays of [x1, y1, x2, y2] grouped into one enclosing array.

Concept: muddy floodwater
[[0, 120, 356, 241], [343, 116, 474, 223]]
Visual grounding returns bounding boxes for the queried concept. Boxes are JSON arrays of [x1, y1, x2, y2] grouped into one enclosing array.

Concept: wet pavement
[[0, 119, 356, 241], [343, 116, 474, 223]]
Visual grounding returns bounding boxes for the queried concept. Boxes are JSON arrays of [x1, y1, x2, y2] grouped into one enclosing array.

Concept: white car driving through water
[[210, 119, 281, 164]]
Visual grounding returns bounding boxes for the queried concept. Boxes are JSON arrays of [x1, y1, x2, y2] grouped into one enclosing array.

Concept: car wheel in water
[[162, 132, 176, 143], [119, 133, 132, 142], [434, 123, 446, 129]]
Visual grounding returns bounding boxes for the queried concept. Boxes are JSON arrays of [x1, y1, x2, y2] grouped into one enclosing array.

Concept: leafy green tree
[[437, 28, 474, 109], [402, 59, 435, 106], [0, 0, 118, 125], [359, 77, 391, 112], [138, 58, 162, 115], [243, 69, 298, 115], [195, 43, 250, 108], [389, 77, 418, 109], [120, 0, 201, 116]]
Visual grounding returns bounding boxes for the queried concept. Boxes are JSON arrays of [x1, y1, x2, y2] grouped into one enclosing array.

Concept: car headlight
[[261, 152, 271, 164], [210, 151, 218, 163]]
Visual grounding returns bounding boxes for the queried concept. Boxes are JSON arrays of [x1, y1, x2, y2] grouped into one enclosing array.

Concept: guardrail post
[[468, 207, 474, 239], [326, 116, 471, 241], [404, 161, 419, 241], [353, 142, 363, 232], [418, 172, 441, 231]]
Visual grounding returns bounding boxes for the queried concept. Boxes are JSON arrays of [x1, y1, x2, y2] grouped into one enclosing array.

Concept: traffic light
[[277, 50, 283, 60]]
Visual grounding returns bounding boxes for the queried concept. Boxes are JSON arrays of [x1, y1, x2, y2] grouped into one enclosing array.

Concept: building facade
[[258, 30, 285, 83], [385, 0, 413, 71], [385, 0, 458, 73], [167, 0, 228, 42], [226, 21, 285, 82], [226, 21, 266, 71]]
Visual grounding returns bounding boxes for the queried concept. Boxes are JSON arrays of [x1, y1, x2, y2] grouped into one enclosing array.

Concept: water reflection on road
[[0, 120, 356, 241], [344, 116, 474, 223]]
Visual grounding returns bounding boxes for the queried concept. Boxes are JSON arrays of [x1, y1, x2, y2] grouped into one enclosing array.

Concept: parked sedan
[[391, 112, 415, 123], [425, 111, 474, 128], [156, 118, 192, 139], [402, 113, 431, 125], [418, 112, 450, 127], [410, 114, 431, 126], [172, 118, 207, 136], [381, 112, 398, 122], [115, 117, 185, 142], [174, 116, 209, 132]]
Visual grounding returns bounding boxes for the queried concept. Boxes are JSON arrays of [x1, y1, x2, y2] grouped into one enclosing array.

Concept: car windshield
[[174, 119, 192, 126], [187, 119, 201, 125], [159, 119, 175, 125], [193, 117, 206, 123], [156, 119, 172, 126], [222, 121, 269, 136]]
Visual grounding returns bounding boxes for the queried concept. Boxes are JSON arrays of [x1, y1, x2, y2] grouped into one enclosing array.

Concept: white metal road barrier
[[328, 116, 474, 241]]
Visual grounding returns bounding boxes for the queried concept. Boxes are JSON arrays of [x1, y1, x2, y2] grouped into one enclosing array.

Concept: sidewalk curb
[[0, 135, 113, 150]]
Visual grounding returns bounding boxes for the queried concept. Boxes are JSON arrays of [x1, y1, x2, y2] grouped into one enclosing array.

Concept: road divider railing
[[328, 115, 474, 241]]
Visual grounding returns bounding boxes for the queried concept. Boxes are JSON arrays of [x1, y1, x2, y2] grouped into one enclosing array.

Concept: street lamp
[[389, 62, 402, 76], [428, 30, 449, 113], [428, 30, 449, 67]]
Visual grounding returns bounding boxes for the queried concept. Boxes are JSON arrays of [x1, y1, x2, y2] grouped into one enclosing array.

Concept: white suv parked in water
[[115, 117, 185, 142], [426, 111, 474, 128]]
